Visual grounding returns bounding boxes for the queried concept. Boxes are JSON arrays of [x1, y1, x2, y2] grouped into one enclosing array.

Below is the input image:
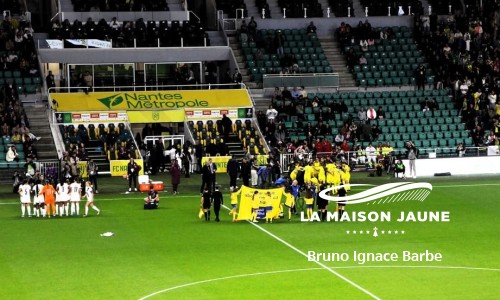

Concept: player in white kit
[[69, 178, 82, 216], [83, 181, 100, 217], [57, 179, 70, 216], [32, 180, 46, 217], [18, 179, 32, 217]]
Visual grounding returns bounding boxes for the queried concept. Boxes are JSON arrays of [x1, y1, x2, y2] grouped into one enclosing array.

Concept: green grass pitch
[[0, 173, 499, 299]]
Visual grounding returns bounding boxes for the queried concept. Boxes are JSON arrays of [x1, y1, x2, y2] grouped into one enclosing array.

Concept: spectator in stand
[[340, 140, 350, 152], [306, 21, 317, 35], [365, 143, 377, 164], [488, 90, 497, 111], [266, 105, 278, 124], [248, 17, 257, 40], [415, 64, 426, 90], [366, 107, 377, 121], [376, 106, 385, 119], [358, 107, 367, 123], [359, 54, 367, 65], [46, 70, 56, 89], [6, 145, 19, 163]]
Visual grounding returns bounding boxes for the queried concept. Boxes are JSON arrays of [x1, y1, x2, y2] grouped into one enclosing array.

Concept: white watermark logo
[[318, 182, 433, 204]]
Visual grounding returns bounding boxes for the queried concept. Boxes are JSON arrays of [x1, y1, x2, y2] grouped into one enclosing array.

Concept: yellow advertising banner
[[127, 110, 185, 123], [237, 186, 284, 220], [50, 89, 252, 112], [201, 156, 231, 173], [110, 159, 144, 176], [200, 155, 269, 173], [78, 161, 88, 178]]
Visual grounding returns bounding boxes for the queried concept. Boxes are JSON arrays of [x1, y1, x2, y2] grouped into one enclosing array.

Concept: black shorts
[[317, 198, 328, 210], [144, 202, 158, 209], [203, 201, 211, 209]]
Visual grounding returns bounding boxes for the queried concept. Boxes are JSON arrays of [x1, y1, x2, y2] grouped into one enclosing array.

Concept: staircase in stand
[[228, 34, 259, 89], [320, 37, 357, 89], [23, 104, 58, 160], [86, 141, 110, 175], [225, 134, 246, 158]]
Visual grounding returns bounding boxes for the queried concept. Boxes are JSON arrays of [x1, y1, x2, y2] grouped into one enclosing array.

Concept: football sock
[[251, 211, 257, 221], [92, 206, 100, 213], [21, 205, 25, 216], [85, 206, 89, 215], [64, 204, 69, 216], [27, 206, 31, 216], [75, 204, 80, 215], [288, 210, 291, 220], [60, 205, 64, 216], [233, 211, 237, 221], [34, 207, 39, 217], [41, 207, 46, 217], [55, 204, 59, 215], [70, 203, 75, 215], [208, 211, 211, 220], [204, 212, 208, 221]]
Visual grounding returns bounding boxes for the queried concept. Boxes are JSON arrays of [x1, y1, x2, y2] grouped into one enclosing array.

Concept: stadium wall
[[38, 47, 233, 64], [403, 155, 500, 177]]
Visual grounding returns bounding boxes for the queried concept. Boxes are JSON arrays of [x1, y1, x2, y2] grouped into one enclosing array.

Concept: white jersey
[[70, 182, 82, 201], [19, 184, 31, 203], [59, 183, 70, 201], [85, 186, 94, 202], [32, 184, 44, 204]]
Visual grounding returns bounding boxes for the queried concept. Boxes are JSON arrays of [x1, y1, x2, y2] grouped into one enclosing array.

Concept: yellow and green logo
[[98, 94, 124, 109]]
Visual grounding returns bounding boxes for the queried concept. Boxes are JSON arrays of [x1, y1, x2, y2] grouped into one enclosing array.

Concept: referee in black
[[317, 183, 329, 221], [211, 186, 223, 222], [201, 187, 211, 221]]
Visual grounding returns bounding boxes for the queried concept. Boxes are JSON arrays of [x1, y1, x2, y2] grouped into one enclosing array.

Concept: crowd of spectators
[[416, 4, 500, 146], [1, 17, 40, 92], [256, 86, 389, 167], [49, 18, 208, 48]]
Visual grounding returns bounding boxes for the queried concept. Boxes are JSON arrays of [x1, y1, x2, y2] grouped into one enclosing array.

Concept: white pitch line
[[220, 205, 382, 300], [138, 265, 500, 299]]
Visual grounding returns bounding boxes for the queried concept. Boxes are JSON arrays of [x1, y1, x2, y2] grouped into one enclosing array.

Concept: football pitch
[[1, 173, 499, 299]]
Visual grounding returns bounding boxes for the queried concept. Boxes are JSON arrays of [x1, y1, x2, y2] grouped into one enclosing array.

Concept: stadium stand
[[241, 28, 331, 82], [49, 18, 209, 48], [257, 88, 473, 158]]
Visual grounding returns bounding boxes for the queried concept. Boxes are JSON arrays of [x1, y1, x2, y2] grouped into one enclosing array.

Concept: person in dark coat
[[181, 147, 191, 178], [239, 157, 251, 187], [200, 160, 212, 193], [194, 140, 204, 174], [170, 159, 181, 195], [221, 114, 233, 140], [227, 157, 239, 191], [127, 158, 140, 192], [211, 186, 223, 222]]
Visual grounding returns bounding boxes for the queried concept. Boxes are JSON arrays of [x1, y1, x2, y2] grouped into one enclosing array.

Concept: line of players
[[18, 177, 100, 218]]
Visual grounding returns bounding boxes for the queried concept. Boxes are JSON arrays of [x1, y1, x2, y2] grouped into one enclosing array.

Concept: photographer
[[143, 186, 159, 209], [405, 140, 417, 179]]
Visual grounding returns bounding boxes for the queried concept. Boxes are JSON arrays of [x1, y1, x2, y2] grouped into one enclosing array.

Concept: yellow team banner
[[127, 110, 185, 123], [237, 186, 284, 221], [201, 156, 231, 173], [110, 159, 144, 176], [50, 89, 252, 112], [78, 161, 88, 178]]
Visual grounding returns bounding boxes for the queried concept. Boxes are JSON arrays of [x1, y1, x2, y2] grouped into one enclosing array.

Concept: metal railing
[[48, 83, 246, 94], [279, 146, 500, 172], [263, 73, 340, 89]]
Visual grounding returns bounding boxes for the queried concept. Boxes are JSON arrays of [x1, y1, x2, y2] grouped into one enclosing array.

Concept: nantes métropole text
[[125, 93, 209, 109], [300, 211, 451, 222]]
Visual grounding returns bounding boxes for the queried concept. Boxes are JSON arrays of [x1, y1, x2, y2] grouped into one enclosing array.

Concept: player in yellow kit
[[228, 187, 241, 222]]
